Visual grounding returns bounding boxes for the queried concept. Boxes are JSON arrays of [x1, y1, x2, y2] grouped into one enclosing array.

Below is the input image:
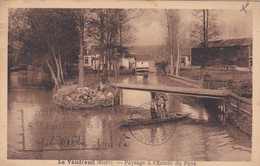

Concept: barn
[[191, 38, 252, 67]]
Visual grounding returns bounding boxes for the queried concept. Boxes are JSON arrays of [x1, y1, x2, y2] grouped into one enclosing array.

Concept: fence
[[203, 80, 252, 98]]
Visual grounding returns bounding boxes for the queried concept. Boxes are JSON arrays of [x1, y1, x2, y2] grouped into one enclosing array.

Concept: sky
[[130, 9, 252, 46]]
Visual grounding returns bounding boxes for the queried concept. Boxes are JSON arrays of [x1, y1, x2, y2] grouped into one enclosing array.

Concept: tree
[[191, 10, 219, 46], [110, 9, 138, 78], [190, 9, 219, 81], [8, 9, 80, 89], [85, 9, 138, 80], [76, 9, 85, 87], [165, 9, 180, 75]]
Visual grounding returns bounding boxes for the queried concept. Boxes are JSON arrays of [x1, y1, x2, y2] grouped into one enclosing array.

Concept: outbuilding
[[191, 38, 252, 68]]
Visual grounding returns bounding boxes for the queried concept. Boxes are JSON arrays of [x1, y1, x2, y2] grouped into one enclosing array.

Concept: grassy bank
[[180, 66, 252, 98]]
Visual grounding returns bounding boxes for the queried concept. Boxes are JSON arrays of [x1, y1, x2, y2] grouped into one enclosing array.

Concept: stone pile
[[53, 84, 119, 109]]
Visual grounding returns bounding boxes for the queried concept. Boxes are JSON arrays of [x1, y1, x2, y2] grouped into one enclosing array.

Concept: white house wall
[[121, 57, 135, 69]]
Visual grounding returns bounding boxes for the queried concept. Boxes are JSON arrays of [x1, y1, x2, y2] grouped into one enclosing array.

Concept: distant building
[[120, 54, 136, 70], [84, 45, 134, 71], [129, 45, 192, 72], [134, 53, 155, 72], [129, 46, 162, 72], [84, 54, 101, 70], [179, 47, 191, 67], [84, 45, 103, 70], [191, 38, 252, 67]]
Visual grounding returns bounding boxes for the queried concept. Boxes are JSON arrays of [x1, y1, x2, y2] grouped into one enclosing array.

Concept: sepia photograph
[[1, 0, 260, 165]]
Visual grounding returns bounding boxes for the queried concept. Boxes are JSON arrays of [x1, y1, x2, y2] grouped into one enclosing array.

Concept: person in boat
[[150, 91, 159, 119], [157, 92, 168, 119]]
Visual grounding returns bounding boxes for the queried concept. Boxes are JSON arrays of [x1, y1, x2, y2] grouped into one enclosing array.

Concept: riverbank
[[173, 67, 252, 136], [180, 66, 252, 98]]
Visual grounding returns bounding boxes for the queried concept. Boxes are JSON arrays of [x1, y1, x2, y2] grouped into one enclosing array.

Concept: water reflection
[[9, 70, 53, 89], [112, 74, 190, 87], [8, 73, 251, 161], [121, 90, 151, 107], [129, 123, 176, 146]]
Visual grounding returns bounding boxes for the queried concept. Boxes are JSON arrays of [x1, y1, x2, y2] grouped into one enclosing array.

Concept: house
[[84, 45, 133, 71], [120, 54, 136, 70], [191, 38, 252, 67], [84, 45, 103, 70], [179, 47, 191, 67], [84, 45, 102, 70], [129, 45, 192, 72], [133, 53, 155, 72], [128, 46, 160, 72], [84, 54, 101, 70]]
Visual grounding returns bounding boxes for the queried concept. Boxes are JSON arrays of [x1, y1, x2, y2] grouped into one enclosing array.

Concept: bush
[[154, 61, 168, 73]]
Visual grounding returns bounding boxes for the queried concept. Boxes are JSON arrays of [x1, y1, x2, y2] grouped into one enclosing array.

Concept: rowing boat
[[121, 112, 191, 127]]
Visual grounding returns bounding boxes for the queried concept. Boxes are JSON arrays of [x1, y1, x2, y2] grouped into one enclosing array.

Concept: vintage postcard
[[0, 0, 260, 166]]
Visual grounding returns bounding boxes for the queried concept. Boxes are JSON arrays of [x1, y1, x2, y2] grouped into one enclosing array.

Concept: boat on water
[[121, 112, 191, 127]]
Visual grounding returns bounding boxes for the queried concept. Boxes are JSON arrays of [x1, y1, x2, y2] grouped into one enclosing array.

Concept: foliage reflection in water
[[8, 87, 251, 161]]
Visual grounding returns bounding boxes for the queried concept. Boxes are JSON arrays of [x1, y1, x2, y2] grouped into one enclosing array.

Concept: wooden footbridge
[[110, 83, 229, 99], [110, 82, 252, 134]]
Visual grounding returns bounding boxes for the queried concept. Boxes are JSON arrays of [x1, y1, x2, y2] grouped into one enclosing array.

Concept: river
[[8, 72, 251, 161]]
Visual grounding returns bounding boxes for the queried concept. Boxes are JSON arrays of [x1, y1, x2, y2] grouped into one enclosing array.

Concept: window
[[84, 57, 89, 64], [181, 58, 186, 65], [249, 56, 253, 67]]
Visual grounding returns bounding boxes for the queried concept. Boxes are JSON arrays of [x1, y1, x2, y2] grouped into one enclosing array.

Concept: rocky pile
[[53, 84, 119, 109]]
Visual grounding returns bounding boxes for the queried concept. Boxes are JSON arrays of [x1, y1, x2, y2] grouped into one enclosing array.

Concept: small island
[[53, 81, 120, 110]]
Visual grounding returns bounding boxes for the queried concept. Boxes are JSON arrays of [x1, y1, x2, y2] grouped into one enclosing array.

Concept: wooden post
[[119, 89, 123, 105], [223, 99, 226, 124]]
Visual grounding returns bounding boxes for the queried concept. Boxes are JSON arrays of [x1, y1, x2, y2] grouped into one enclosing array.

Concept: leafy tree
[[154, 61, 168, 75], [85, 9, 139, 80], [9, 8, 138, 88], [8, 9, 80, 89]]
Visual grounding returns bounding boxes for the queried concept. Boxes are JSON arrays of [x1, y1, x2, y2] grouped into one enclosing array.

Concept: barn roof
[[195, 38, 252, 48]]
